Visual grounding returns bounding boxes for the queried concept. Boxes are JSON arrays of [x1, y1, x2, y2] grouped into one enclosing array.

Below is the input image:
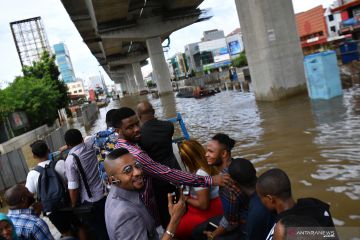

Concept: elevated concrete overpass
[[60, 0, 210, 95]]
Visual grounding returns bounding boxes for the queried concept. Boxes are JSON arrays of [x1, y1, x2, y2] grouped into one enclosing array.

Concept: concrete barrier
[[44, 125, 68, 152], [81, 103, 98, 128], [0, 124, 55, 154], [0, 148, 29, 191]]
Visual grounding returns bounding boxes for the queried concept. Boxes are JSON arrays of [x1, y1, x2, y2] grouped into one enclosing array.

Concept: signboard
[[228, 40, 241, 55], [9, 112, 29, 130]]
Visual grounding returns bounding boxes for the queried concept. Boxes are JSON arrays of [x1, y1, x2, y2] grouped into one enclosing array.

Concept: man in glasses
[[104, 148, 186, 240]]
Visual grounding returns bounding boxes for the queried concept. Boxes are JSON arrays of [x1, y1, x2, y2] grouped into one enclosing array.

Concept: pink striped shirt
[[115, 139, 212, 224]]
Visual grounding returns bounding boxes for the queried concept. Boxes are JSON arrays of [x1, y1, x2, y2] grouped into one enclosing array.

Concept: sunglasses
[[121, 161, 143, 175]]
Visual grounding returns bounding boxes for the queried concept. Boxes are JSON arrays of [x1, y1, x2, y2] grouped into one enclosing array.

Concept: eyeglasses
[[121, 161, 143, 175]]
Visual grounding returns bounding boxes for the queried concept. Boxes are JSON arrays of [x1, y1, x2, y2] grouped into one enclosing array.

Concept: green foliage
[[0, 51, 70, 129], [231, 51, 248, 68]]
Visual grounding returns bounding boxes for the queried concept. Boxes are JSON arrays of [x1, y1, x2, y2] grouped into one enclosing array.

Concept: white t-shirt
[[25, 160, 66, 198], [191, 169, 219, 199]]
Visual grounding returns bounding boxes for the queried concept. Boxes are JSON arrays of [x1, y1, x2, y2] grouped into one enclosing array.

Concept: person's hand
[[212, 173, 231, 187], [203, 231, 214, 240], [167, 189, 186, 225], [59, 145, 68, 152]]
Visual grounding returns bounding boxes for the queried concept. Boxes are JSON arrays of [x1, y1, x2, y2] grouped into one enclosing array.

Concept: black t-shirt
[[140, 118, 180, 170], [276, 198, 335, 227], [246, 192, 276, 240]]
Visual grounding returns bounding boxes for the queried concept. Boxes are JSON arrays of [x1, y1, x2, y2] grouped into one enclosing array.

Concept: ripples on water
[[89, 86, 360, 228]]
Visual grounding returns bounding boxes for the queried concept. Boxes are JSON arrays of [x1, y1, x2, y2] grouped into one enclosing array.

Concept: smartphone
[[183, 186, 190, 196], [206, 222, 219, 232]]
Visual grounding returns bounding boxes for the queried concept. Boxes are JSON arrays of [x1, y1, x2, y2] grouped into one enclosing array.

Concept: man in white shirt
[[25, 140, 76, 238]]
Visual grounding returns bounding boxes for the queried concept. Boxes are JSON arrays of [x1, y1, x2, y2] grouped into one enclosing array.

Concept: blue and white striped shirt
[[7, 208, 53, 240]]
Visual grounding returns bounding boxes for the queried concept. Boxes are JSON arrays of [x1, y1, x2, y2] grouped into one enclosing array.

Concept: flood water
[[88, 86, 360, 235]]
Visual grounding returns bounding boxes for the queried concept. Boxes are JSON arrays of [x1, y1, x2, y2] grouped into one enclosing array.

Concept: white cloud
[[0, 0, 335, 87]]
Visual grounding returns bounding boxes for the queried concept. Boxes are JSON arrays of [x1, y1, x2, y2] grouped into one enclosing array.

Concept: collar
[[110, 185, 141, 205], [68, 143, 83, 154], [8, 208, 36, 216]]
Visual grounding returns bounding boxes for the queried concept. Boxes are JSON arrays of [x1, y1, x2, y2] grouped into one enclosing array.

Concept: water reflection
[[87, 87, 360, 230]]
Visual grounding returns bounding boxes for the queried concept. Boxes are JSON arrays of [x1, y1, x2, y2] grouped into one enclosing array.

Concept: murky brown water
[[88, 86, 360, 235]]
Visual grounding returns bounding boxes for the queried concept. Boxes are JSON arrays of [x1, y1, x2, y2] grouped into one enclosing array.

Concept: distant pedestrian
[[4, 184, 54, 240]]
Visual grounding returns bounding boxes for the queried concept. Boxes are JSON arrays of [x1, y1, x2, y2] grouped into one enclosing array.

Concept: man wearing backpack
[[25, 140, 76, 238]]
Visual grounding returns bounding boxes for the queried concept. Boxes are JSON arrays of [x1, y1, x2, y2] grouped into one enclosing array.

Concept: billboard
[[228, 40, 241, 56], [199, 39, 231, 70], [9, 112, 29, 130]]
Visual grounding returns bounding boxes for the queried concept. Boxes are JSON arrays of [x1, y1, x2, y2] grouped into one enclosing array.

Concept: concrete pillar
[[132, 63, 147, 91], [146, 37, 172, 94], [120, 81, 127, 94], [125, 76, 134, 94], [235, 0, 306, 101], [127, 69, 138, 94]]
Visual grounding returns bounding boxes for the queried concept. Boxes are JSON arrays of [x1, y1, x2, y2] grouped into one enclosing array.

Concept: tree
[[231, 51, 248, 68], [0, 51, 70, 130]]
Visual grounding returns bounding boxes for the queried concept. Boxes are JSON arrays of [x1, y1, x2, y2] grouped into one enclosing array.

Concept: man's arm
[[136, 151, 229, 187], [69, 189, 79, 208], [65, 156, 80, 207]]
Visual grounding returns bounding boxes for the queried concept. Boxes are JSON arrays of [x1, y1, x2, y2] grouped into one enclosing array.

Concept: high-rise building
[[53, 43, 76, 83], [10, 17, 51, 67]]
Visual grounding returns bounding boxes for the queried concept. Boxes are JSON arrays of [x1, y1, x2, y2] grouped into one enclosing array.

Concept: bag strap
[[71, 153, 93, 199]]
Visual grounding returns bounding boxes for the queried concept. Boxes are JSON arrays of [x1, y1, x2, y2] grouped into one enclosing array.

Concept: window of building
[[78, 89, 82, 92], [74, 90, 77, 93], [330, 26, 336, 32], [328, 15, 334, 21]]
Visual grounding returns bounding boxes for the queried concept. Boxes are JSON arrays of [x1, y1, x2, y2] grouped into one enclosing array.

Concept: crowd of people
[[0, 101, 337, 240]]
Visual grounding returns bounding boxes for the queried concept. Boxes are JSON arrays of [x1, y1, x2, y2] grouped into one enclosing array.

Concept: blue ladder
[[167, 113, 190, 143]]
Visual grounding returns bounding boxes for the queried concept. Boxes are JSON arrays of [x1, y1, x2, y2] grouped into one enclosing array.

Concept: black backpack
[[34, 160, 70, 213]]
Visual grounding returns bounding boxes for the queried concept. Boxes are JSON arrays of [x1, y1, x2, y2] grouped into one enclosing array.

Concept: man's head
[[228, 158, 257, 191], [64, 129, 83, 147], [256, 168, 292, 212], [136, 101, 155, 124], [106, 109, 117, 128], [30, 140, 49, 161], [206, 133, 235, 167], [112, 107, 141, 142], [104, 148, 144, 191], [4, 184, 35, 210], [274, 215, 321, 240]]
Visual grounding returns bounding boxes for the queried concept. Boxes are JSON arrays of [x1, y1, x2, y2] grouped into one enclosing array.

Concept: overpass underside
[[61, 0, 210, 95]]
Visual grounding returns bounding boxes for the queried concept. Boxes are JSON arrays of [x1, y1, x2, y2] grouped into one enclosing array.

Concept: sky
[[0, 0, 335, 88]]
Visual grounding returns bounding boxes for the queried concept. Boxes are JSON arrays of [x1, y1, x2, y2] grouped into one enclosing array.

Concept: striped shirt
[[115, 139, 212, 223], [7, 208, 54, 240]]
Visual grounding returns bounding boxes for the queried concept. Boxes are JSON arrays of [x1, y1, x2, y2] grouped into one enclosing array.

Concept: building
[[184, 42, 202, 74], [325, 4, 343, 40], [331, 0, 360, 38], [295, 5, 329, 53], [53, 43, 76, 83], [10, 17, 51, 67], [88, 74, 108, 95], [168, 53, 188, 79], [184, 29, 244, 74], [67, 80, 85, 96]]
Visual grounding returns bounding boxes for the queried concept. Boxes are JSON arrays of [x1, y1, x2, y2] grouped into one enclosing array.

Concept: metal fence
[[0, 148, 29, 191]]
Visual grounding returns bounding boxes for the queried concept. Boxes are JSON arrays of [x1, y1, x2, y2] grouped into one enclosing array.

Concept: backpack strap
[[34, 165, 44, 174], [71, 153, 93, 199]]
